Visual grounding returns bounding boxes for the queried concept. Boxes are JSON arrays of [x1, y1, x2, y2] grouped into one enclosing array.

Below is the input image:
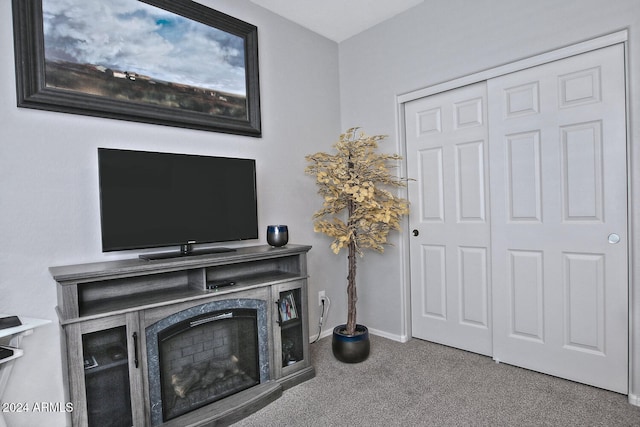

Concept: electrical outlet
[[318, 290, 326, 306]]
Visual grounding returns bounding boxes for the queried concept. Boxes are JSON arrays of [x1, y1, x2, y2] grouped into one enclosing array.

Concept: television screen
[[98, 148, 258, 256]]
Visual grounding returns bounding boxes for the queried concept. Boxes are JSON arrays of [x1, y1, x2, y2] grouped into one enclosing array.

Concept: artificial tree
[[305, 127, 409, 336]]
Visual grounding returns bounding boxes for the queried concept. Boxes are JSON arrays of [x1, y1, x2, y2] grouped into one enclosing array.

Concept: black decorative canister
[[267, 225, 288, 247]]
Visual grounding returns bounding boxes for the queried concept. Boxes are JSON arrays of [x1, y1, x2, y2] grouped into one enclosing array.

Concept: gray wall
[[0, 1, 341, 425], [3, 0, 640, 425], [338, 0, 640, 400]]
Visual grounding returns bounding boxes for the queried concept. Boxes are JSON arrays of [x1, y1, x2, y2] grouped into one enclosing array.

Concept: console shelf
[[51, 245, 311, 323]]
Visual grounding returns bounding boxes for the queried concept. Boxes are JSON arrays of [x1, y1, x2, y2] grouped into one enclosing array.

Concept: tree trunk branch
[[346, 197, 357, 335]]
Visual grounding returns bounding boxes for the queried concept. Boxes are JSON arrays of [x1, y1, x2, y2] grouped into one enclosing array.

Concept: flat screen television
[[98, 148, 258, 259]]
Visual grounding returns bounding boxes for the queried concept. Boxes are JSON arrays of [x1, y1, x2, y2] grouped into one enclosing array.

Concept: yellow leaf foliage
[[305, 128, 410, 255]]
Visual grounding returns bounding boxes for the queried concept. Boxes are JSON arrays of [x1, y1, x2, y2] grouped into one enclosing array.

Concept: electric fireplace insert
[[146, 299, 269, 426]]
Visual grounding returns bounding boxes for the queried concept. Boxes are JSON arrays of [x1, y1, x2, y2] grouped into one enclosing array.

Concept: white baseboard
[[367, 327, 409, 343], [309, 327, 409, 343], [309, 328, 333, 343], [629, 393, 640, 406]]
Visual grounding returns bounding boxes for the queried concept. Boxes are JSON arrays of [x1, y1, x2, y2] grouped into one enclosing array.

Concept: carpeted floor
[[234, 334, 640, 426]]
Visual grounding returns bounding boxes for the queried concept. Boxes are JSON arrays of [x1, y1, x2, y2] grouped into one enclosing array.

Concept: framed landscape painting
[[12, 0, 261, 136]]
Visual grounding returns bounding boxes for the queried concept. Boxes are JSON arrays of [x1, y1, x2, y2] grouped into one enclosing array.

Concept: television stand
[[139, 246, 236, 261], [50, 244, 314, 427]]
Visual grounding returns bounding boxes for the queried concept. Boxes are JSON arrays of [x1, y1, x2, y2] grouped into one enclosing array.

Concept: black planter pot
[[332, 324, 370, 363]]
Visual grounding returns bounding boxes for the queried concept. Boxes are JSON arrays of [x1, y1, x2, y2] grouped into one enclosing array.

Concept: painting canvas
[[13, 0, 261, 135]]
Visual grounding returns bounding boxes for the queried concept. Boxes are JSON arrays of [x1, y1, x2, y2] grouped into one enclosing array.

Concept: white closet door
[[406, 82, 492, 356], [488, 44, 628, 393]]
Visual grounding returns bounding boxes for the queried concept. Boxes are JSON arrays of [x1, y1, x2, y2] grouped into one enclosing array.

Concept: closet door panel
[[489, 44, 628, 393], [407, 82, 492, 356]]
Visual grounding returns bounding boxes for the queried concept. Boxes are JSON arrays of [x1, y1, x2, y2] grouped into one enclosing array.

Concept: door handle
[[132, 332, 139, 368], [412, 229, 419, 237], [608, 233, 620, 244]]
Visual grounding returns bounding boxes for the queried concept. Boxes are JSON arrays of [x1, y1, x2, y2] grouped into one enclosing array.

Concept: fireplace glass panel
[[158, 309, 259, 422], [82, 326, 132, 427], [279, 288, 304, 367]]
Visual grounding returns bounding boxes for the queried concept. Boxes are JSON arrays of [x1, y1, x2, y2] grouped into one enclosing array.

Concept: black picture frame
[[12, 0, 261, 136], [279, 291, 298, 323]]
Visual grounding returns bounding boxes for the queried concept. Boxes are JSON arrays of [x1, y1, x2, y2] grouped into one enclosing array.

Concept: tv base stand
[[139, 245, 236, 260]]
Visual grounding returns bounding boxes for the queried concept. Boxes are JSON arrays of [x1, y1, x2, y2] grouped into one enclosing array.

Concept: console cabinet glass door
[[66, 314, 143, 427], [274, 280, 309, 378]]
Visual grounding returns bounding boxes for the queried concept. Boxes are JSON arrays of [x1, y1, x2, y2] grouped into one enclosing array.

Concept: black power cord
[[311, 296, 330, 344]]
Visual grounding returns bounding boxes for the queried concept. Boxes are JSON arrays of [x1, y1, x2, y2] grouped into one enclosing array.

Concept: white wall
[[338, 0, 640, 399], [0, 1, 342, 425]]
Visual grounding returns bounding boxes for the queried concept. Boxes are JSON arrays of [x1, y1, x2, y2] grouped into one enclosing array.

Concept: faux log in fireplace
[[50, 245, 314, 427]]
